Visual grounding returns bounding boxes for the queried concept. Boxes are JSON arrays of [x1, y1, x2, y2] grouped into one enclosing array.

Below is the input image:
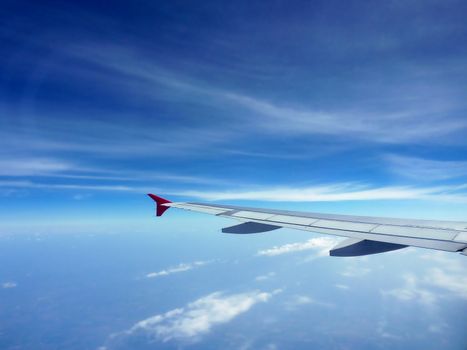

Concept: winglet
[[147, 194, 172, 216]]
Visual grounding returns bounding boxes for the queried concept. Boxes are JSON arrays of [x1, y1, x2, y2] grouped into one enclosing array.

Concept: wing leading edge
[[148, 194, 467, 257]]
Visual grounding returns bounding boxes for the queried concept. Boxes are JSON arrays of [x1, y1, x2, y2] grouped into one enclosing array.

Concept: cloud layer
[[383, 252, 467, 307]]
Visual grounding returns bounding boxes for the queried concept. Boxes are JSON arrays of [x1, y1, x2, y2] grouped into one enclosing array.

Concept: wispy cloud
[[121, 290, 279, 343], [0, 158, 79, 176], [3, 177, 467, 205], [0, 154, 231, 186], [426, 267, 467, 299], [335, 284, 349, 290], [428, 323, 449, 334], [6, 43, 460, 167], [257, 237, 339, 257], [1, 108, 235, 159], [382, 273, 437, 306], [146, 261, 210, 279], [382, 253, 467, 307], [0, 180, 138, 192], [178, 183, 467, 203], [62, 46, 467, 146], [255, 272, 275, 282], [341, 265, 372, 278], [222, 92, 467, 144], [376, 319, 402, 340], [2, 281, 17, 289], [385, 154, 467, 181], [421, 252, 467, 299], [285, 295, 335, 310]]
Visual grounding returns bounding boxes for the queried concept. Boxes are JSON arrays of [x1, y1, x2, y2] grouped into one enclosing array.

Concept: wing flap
[[371, 225, 457, 240], [311, 219, 378, 232], [329, 238, 407, 257], [167, 202, 229, 215], [454, 232, 467, 243], [268, 214, 319, 226], [222, 222, 281, 234], [231, 211, 276, 220]]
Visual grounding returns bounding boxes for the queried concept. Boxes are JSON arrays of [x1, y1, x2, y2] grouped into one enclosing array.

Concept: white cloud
[[146, 261, 210, 279], [420, 252, 467, 299], [383, 252, 467, 308], [376, 319, 402, 340], [257, 237, 339, 257], [286, 295, 335, 309], [422, 252, 467, 299], [0, 158, 76, 176], [293, 295, 313, 305], [341, 266, 372, 278], [428, 323, 448, 334], [177, 183, 467, 203], [382, 273, 437, 306], [2, 282, 17, 289], [386, 154, 467, 181], [0, 154, 230, 187], [0, 180, 137, 192], [2, 108, 234, 159], [255, 272, 276, 282], [335, 284, 349, 290], [420, 251, 465, 271], [222, 93, 466, 144], [426, 267, 467, 299], [126, 290, 278, 342]]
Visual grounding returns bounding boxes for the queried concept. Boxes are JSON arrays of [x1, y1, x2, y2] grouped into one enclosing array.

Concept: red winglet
[[147, 194, 172, 216]]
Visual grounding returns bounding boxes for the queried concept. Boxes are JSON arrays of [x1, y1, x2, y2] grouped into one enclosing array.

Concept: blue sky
[[2, 0, 467, 232]]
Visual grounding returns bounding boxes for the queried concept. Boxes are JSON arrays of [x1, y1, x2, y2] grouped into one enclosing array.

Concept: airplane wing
[[147, 194, 467, 257]]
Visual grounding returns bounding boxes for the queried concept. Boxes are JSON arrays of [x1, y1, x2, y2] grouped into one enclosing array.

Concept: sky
[[1, 0, 467, 231], [0, 1, 467, 349]]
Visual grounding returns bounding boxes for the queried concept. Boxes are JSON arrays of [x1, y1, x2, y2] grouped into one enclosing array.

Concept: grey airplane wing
[[148, 194, 467, 257]]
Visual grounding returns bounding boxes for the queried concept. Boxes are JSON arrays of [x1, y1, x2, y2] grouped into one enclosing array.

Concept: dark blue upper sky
[[1, 0, 467, 230]]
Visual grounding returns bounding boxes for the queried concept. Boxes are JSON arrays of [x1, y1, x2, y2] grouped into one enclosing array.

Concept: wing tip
[[147, 193, 172, 216]]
